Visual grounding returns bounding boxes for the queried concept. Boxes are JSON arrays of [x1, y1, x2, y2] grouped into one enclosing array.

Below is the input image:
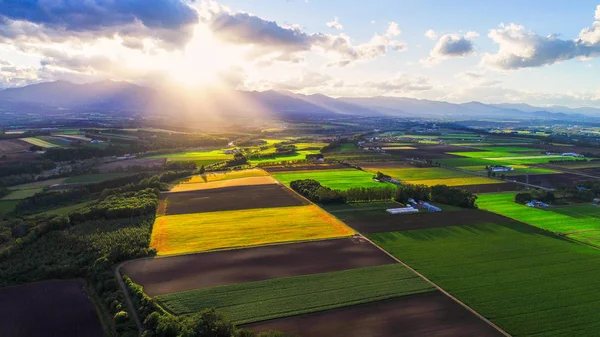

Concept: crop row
[[156, 264, 434, 324]]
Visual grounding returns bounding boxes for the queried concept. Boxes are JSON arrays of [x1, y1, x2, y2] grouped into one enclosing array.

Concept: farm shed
[[387, 207, 419, 214]]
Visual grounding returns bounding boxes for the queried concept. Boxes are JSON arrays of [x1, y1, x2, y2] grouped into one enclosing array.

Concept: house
[[561, 152, 584, 157], [593, 198, 600, 206], [526, 200, 549, 207]]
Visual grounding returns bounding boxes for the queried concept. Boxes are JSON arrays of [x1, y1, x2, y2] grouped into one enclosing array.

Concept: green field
[[248, 150, 320, 164], [272, 169, 392, 190], [447, 150, 584, 165], [64, 173, 133, 184], [437, 157, 499, 167], [364, 167, 471, 180], [476, 146, 542, 153], [458, 165, 556, 175], [155, 264, 433, 324], [0, 200, 18, 216], [478, 193, 600, 245], [370, 222, 600, 336], [1, 188, 43, 200]]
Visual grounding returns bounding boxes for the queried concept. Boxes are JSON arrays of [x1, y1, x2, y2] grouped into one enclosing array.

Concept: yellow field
[[150, 205, 355, 255], [20, 137, 58, 148], [178, 169, 267, 184], [404, 177, 503, 186], [170, 176, 277, 192], [381, 146, 416, 150]]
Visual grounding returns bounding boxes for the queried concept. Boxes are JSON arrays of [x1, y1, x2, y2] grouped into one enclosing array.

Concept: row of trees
[[395, 183, 478, 208], [0, 159, 56, 178], [290, 179, 345, 204]]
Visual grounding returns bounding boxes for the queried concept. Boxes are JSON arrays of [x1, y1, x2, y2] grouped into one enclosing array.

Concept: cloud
[[326, 17, 343, 31], [465, 31, 480, 39], [422, 33, 476, 64], [425, 29, 438, 40], [385, 22, 401, 37], [0, 0, 199, 49], [205, 9, 406, 66], [483, 6, 600, 70]]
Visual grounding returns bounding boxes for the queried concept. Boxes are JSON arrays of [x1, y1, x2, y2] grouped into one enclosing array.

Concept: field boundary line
[[114, 262, 143, 337], [358, 233, 512, 337]]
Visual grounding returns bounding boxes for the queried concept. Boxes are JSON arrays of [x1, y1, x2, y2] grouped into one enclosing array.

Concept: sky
[[1, 0, 600, 107]]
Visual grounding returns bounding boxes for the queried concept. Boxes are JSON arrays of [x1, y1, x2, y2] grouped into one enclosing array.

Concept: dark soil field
[[509, 173, 583, 188], [455, 182, 521, 193], [263, 164, 349, 172], [386, 145, 481, 159], [163, 184, 308, 214], [98, 158, 167, 172], [0, 139, 31, 154], [123, 237, 395, 296], [0, 280, 104, 337], [337, 209, 516, 234], [242, 291, 503, 337]]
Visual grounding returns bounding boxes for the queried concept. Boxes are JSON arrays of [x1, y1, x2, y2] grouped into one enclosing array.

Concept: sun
[[169, 25, 243, 87]]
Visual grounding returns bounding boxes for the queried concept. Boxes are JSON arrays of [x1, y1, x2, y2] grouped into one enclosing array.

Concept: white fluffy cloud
[[326, 17, 343, 31], [204, 8, 406, 66], [385, 22, 401, 37], [483, 5, 600, 70], [425, 29, 438, 40], [422, 32, 477, 64]]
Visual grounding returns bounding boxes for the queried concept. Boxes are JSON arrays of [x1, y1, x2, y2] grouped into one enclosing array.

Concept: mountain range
[[0, 80, 598, 121]]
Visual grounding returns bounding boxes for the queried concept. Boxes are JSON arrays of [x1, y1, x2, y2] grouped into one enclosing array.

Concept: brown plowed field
[[0, 280, 104, 337], [163, 184, 308, 215], [170, 176, 277, 192], [97, 158, 166, 173], [338, 209, 516, 234], [455, 182, 521, 193], [263, 164, 349, 172], [509, 173, 583, 188], [0, 139, 31, 154], [242, 291, 503, 337], [386, 145, 480, 159], [123, 237, 395, 296]]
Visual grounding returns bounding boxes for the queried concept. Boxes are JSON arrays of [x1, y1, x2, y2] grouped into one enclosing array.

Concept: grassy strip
[[156, 264, 433, 324], [370, 222, 600, 336], [1, 188, 43, 200]]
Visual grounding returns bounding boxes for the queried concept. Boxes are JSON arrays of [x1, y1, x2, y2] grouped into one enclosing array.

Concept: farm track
[[115, 263, 144, 337]]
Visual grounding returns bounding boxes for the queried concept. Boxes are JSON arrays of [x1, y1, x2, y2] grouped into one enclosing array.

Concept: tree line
[[290, 179, 478, 209]]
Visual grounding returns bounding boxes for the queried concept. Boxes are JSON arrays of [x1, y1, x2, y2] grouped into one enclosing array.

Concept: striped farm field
[[170, 176, 277, 192], [20, 137, 59, 148], [403, 176, 502, 187], [155, 264, 434, 324], [177, 169, 267, 184], [272, 169, 392, 190], [370, 222, 600, 336], [150, 205, 354, 255], [363, 167, 471, 180]]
